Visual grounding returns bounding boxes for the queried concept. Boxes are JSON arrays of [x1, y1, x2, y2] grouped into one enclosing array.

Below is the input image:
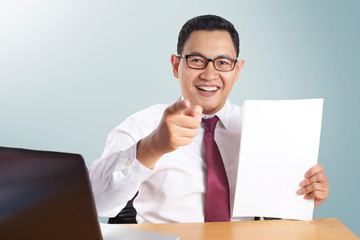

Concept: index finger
[[305, 164, 324, 178], [166, 99, 191, 115]]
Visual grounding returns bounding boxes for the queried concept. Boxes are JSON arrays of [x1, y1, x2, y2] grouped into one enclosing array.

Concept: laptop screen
[[0, 147, 102, 240]]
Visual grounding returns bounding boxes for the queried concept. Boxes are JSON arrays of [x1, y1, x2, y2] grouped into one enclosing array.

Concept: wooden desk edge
[[122, 218, 359, 240]]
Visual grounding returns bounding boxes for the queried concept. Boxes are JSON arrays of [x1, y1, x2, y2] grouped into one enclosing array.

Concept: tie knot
[[202, 116, 219, 133]]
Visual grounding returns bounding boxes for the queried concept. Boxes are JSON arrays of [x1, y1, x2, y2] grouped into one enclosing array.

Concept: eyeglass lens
[[186, 55, 235, 71]]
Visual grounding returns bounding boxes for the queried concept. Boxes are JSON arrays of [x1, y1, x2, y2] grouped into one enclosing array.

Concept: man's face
[[171, 30, 244, 115]]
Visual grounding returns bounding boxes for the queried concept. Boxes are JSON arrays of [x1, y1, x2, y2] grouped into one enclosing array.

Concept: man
[[89, 15, 329, 223]]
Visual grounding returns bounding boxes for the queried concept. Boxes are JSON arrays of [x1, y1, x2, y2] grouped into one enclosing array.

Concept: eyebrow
[[186, 51, 235, 59]]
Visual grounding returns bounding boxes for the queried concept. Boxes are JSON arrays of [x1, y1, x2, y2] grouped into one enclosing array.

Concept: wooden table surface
[[123, 218, 359, 240]]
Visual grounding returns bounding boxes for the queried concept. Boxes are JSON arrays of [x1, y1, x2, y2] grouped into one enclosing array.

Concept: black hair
[[177, 15, 240, 57]]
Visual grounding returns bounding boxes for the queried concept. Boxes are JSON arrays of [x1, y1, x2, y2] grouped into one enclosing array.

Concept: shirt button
[[126, 160, 131, 166]]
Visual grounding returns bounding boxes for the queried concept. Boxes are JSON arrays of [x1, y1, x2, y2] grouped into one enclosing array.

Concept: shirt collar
[[202, 100, 231, 130]]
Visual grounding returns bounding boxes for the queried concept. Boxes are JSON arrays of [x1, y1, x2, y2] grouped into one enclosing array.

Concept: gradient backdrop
[[1, 0, 359, 236]]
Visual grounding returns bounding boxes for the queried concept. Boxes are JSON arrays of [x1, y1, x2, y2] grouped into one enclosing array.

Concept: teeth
[[197, 86, 219, 92]]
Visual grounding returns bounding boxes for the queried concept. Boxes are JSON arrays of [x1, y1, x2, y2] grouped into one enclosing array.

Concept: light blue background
[[1, 0, 359, 236]]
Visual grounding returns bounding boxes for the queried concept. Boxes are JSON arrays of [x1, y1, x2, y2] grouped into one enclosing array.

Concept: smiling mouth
[[196, 85, 220, 93]]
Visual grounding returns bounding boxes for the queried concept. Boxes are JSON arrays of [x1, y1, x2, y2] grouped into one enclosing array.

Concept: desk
[[123, 218, 359, 240]]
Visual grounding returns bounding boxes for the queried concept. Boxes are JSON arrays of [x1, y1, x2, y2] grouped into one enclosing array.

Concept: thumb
[[183, 105, 203, 122]]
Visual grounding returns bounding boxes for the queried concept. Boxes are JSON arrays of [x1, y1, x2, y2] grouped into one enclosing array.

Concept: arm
[[89, 99, 202, 216], [89, 132, 156, 216]]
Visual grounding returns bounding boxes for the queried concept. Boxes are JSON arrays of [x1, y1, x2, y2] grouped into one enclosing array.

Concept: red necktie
[[202, 116, 231, 222]]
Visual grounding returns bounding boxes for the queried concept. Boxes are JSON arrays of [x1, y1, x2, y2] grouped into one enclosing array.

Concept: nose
[[200, 60, 219, 81]]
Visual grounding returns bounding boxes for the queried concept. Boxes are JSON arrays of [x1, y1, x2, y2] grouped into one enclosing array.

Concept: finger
[[167, 129, 200, 149], [171, 114, 202, 129], [304, 192, 328, 207], [304, 192, 315, 199], [300, 171, 328, 187], [304, 192, 318, 207], [305, 164, 324, 178], [297, 182, 328, 195], [176, 135, 198, 146], [171, 124, 199, 138], [183, 105, 203, 121], [304, 191, 328, 200], [192, 105, 203, 120], [166, 99, 191, 115]]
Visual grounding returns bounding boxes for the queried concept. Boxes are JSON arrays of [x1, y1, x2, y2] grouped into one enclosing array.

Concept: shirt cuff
[[112, 142, 157, 190]]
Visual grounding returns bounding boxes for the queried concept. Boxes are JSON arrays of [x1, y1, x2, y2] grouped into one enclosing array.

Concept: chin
[[201, 106, 218, 115]]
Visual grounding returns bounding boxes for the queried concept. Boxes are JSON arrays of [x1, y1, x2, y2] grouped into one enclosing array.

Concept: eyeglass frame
[[178, 54, 238, 72]]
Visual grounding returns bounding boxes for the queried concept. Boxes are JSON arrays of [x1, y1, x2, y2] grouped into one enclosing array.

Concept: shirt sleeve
[[88, 128, 157, 217]]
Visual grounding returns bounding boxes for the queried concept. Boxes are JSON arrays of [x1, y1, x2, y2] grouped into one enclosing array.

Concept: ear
[[170, 54, 180, 78], [234, 59, 245, 82]]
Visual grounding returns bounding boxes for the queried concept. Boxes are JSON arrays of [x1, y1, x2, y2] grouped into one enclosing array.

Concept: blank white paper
[[232, 99, 323, 220]]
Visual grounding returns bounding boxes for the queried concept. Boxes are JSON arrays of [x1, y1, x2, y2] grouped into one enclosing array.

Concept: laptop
[[0, 147, 180, 240]]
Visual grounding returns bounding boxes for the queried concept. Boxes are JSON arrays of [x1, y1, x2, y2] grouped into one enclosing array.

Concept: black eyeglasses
[[178, 54, 238, 72]]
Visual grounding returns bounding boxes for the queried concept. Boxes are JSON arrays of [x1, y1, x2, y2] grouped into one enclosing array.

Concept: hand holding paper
[[233, 99, 325, 220], [297, 164, 329, 207]]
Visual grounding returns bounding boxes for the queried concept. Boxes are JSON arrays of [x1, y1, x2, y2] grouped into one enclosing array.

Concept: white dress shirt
[[89, 99, 254, 223]]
